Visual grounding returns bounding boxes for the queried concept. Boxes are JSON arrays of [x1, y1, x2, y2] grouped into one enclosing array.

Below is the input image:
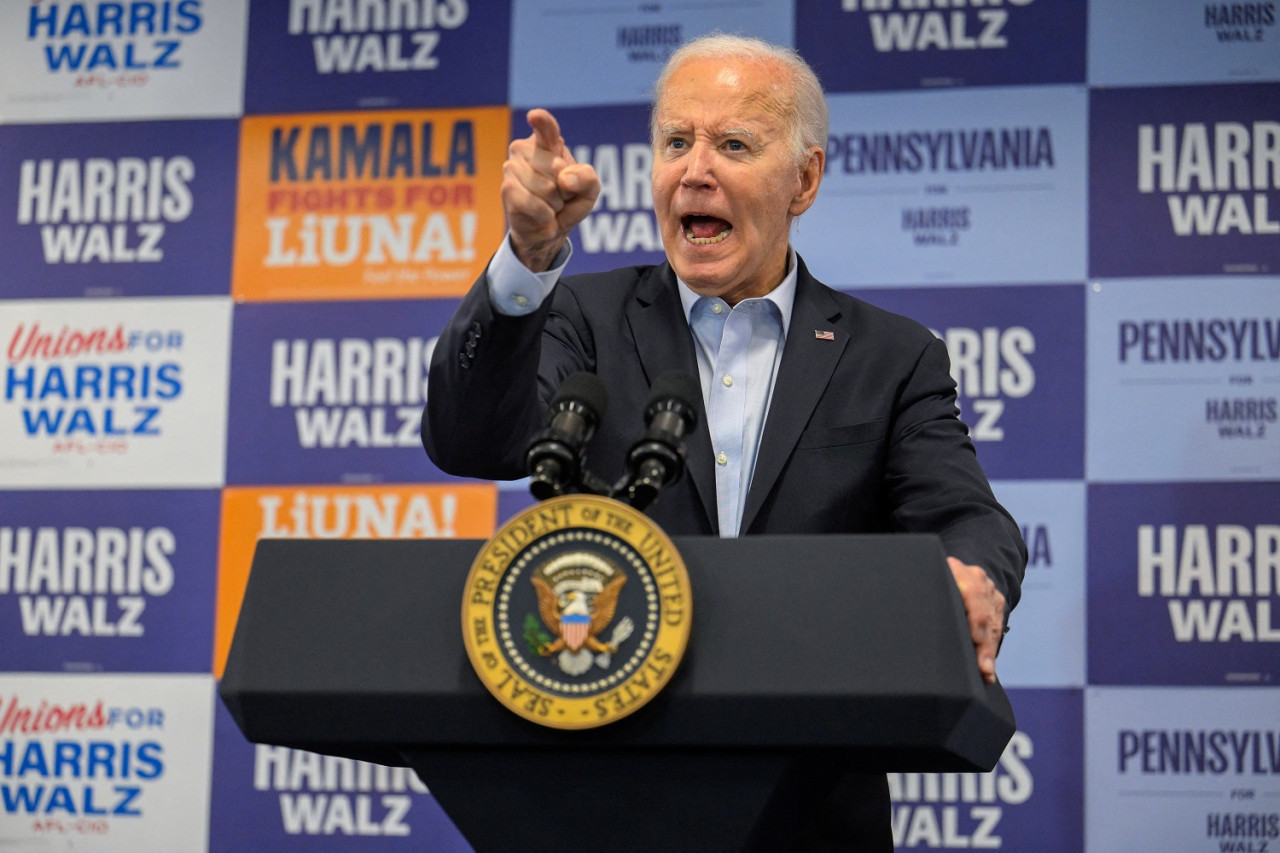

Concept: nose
[[680, 141, 716, 189]]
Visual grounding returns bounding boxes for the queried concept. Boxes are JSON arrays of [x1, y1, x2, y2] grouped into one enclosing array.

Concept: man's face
[[651, 56, 822, 305]]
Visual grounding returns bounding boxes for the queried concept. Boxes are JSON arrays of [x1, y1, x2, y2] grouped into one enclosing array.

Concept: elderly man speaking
[[423, 33, 1026, 850]]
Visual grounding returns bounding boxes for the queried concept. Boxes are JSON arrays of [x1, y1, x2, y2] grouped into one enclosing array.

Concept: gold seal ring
[[461, 494, 692, 729]]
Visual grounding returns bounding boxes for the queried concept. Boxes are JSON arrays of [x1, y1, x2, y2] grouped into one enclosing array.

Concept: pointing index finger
[[527, 108, 570, 160]]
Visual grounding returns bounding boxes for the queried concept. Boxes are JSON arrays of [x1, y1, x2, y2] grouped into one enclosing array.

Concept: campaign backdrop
[[1090, 83, 1279, 278], [0, 0, 1277, 850], [0, 673, 214, 851], [0, 119, 240, 298], [1085, 687, 1280, 852], [889, 688, 1084, 851], [0, 296, 231, 489], [0, 489, 220, 674], [1086, 276, 1279, 482], [208, 700, 471, 852], [0, 1, 249, 123], [795, 84, 1088, 287]]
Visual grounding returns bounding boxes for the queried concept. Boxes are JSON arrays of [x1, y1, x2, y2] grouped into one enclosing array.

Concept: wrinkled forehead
[[654, 58, 793, 130]]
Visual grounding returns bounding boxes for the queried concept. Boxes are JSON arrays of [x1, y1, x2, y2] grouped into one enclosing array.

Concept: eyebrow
[[720, 126, 760, 144], [658, 123, 764, 146]]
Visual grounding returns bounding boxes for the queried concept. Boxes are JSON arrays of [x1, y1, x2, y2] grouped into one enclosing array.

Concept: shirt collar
[[676, 247, 798, 339]]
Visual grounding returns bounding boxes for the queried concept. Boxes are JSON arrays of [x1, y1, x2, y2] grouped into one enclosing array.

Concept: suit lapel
[[625, 265, 718, 532], [741, 265, 847, 533]]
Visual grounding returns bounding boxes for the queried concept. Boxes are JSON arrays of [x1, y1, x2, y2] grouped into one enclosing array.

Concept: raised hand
[[501, 108, 601, 272]]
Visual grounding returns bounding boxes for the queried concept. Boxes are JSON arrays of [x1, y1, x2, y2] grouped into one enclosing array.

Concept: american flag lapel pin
[[814, 330, 835, 341]]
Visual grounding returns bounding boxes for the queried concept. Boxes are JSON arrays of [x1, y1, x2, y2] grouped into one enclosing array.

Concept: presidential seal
[[461, 494, 692, 730]]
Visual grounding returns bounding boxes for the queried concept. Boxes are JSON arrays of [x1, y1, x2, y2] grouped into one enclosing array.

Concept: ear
[[789, 146, 825, 217]]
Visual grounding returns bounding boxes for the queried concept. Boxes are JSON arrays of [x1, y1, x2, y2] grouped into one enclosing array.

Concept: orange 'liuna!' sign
[[214, 482, 498, 677], [232, 106, 509, 302]]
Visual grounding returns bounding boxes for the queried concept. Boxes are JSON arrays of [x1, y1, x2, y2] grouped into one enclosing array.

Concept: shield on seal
[[560, 612, 591, 652]]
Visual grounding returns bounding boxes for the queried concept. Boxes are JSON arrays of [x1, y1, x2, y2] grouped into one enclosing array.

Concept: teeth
[[684, 226, 732, 245]]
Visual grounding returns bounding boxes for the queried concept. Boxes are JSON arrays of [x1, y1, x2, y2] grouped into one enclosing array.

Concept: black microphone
[[622, 371, 700, 511], [526, 372, 607, 501]]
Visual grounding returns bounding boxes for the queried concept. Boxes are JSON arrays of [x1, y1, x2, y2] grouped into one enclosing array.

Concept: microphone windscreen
[[552, 371, 607, 416]]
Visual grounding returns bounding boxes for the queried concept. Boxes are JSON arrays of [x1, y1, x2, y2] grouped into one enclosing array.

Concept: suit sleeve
[[884, 336, 1027, 613], [421, 267, 595, 481]]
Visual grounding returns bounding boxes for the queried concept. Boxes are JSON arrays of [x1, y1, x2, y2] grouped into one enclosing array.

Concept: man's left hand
[[947, 557, 1006, 685]]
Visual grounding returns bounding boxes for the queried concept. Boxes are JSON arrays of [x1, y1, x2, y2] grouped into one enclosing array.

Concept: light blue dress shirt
[[675, 262, 794, 536], [487, 235, 797, 536]]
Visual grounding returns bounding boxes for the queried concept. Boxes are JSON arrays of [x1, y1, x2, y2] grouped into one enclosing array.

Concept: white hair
[[650, 33, 829, 169]]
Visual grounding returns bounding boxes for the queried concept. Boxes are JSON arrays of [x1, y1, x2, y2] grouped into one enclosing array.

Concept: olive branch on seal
[[523, 613, 552, 655]]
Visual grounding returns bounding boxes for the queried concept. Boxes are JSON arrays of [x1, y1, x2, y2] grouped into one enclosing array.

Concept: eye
[[725, 139, 746, 152], [668, 137, 688, 150]]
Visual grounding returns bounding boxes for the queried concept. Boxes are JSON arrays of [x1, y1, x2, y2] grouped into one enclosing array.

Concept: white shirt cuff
[[486, 234, 571, 316]]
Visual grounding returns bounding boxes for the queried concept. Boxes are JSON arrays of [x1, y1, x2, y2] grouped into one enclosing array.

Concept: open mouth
[[682, 214, 732, 245]]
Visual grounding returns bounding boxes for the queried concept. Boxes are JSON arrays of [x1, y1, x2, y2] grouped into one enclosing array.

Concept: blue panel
[[796, 86, 1087, 287], [849, 284, 1085, 480], [209, 700, 473, 852], [890, 688, 1083, 851], [1086, 277, 1280, 483], [510, 0, 793, 108], [1085, 686, 1280, 849], [1090, 0, 1280, 87], [989, 481, 1086, 688]]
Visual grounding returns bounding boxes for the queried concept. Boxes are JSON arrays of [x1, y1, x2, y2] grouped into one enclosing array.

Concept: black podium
[[220, 534, 1015, 851]]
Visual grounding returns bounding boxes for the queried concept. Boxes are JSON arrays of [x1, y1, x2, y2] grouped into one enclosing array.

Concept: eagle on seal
[[531, 553, 634, 676]]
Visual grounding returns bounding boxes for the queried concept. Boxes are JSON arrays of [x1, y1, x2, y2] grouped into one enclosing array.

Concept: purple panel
[[0, 120, 238, 298], [225, 298, 464, 485], [244, 0, 509, 113], [0, 489, 219, 672], [850, 284, 1085, 480], [1088, 482, 1280, 685], [210, 700, 473, 852], [796, 0, 1086, 93], [891, 688, 1083, 851], [497, 486, 537, 526], [1089, 84, 1280, 278]]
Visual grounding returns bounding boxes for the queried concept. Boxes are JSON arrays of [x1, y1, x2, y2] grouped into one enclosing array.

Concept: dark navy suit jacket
[[423, 255, 1025, 608]]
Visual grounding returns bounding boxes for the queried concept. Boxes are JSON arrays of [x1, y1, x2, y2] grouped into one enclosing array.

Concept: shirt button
[[514, 294, 529, 308], [722, 375, 733, 387], [711, 302, 724, 314], [716, 452, 728, 466]]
